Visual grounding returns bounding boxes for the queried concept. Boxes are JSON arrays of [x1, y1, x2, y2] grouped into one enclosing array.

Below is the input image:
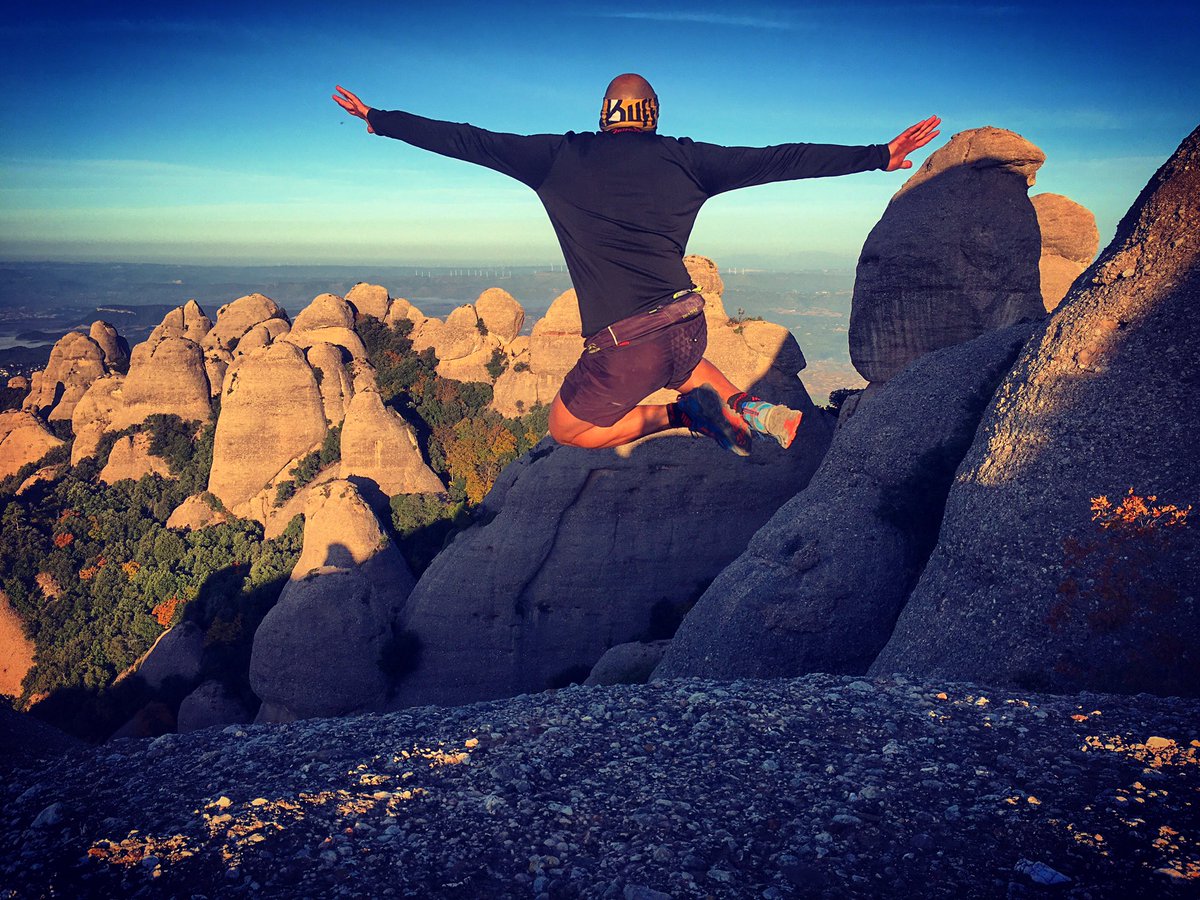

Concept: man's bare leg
[[548, 357, 744, 450], [548, 394, 672, 449]]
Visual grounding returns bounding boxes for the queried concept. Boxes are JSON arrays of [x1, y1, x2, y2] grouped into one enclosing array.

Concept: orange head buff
[[599, 73, 659, 133]]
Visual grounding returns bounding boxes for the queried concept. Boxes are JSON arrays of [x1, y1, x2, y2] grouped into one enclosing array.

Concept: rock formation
[[0, 590, 34, 698], [849, 127, 1047, 384], [110, 336, 212, 431], [69, 375, 123, 464], [654, 323, 1036, 681], [338, 389, 444, 496], [388, 422, 833, 711], [99, 432, 173, 484], [89, 321, 129, 372], [345, 282, 390, 320], [0, 411, 64, 479], [165, 495, 228, 531], [176, 680, 254, 733], [869, 124, 1200, 697], [283, 293, 367, 360], [22, 331, 108, 422], [491, 256, 811, 416], [1032, 193, 1101, 312], [134, 622, 205, 691], [305, 342, 355, 426], [250, 480, 416, 721], [207, 342, 327, 512], [585, 640, 670, 686], [148, 300, 211, 345], [475, 287, 525, 343], [200, 293, 290, 398]]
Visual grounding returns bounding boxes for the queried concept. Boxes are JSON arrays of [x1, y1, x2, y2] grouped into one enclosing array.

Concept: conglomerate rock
[[1032, 192, 1101, 312], [870, 124, 1200, 697], [654, 322, 1036, 681], [0, 411, 64, 480], [22, 331, 108, 422], [338, 390, 443, 497], [849, 127, 1047, 384]]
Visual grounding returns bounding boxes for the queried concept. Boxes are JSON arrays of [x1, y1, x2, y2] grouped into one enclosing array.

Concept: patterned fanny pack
[[584, 290, 705, 353]]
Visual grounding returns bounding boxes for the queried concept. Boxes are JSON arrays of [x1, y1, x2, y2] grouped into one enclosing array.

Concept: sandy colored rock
[[475, 288, 525, 343], [685, 254, 725, 298], [89, 321, 129, 371], [345, 282, 390, 320], [70, 375, 123, 464], [208, 342, 328, 510], [283, 325, 367, 361], [235, 462, 338, 539], [202, 293, 288, 355], [17, 465, 64, 496], [0, 411, 64, 479], [149, 300, 211, 345], [249, 480, 415, 721], [0, 591, 34, 698], [24, 331, 108, 422], [7, 376, 28, 391], [235, 318, 291, 355], [491, 368, 542, 417], [870, 124, 1200, 697], [384, 298, 422, 327], [1033, 192, 1100, 311], [100, 432, 173, 484], [166, 494, 228, 531], [113, 336, 212, 430], [849, 127, 1047, 384], [305, 342, 355, 426], [291, 293, 355, 333], [339, 390, 443, 496]]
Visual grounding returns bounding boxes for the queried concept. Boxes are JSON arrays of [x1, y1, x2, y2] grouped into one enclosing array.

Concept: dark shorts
[[559, 314, 707, 427]]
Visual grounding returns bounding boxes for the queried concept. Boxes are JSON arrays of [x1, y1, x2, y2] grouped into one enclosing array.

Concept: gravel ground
[[2, 673, 1198, 899]]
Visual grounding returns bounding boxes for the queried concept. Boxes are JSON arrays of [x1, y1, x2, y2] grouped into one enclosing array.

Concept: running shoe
[[676, 386, 752, 456], [736, 397, 804, 450]]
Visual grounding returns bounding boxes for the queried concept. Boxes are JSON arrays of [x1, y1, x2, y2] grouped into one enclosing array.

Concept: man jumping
[[333, 76, 939, 455]]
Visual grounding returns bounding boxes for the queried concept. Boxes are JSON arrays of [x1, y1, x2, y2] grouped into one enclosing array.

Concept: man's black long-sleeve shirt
[[367, 108, 889, 337]]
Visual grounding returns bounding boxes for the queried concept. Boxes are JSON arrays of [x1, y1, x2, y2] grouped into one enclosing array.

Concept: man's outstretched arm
[[331, 85, 561, 189], [885, 116, 941, 171]]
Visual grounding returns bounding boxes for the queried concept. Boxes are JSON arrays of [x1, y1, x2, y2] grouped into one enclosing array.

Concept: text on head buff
[[600, 95, 659, 132]]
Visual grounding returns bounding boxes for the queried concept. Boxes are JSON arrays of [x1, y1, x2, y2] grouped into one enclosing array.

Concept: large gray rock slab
[[654, 322, 1035, 681], [870, 124, 1200, 697], [389, 417, 833, 710], [250, 480, 415, 721], [849, 127, 1047, 384]]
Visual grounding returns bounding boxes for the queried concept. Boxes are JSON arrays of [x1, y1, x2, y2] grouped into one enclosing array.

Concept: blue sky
[[1, 1, 1196, 269]]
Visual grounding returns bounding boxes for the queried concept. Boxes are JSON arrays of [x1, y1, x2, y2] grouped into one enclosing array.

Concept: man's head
[[599, 73, 658, 133]]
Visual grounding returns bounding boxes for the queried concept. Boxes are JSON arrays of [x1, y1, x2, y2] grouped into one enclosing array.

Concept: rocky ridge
[[2, 676, 1196, 898]]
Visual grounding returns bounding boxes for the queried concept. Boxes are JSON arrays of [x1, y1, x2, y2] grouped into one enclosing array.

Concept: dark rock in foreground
[[2, 676, 1197, 898], [871, 123, 1200, 696], [655, 321, 1036, 681]]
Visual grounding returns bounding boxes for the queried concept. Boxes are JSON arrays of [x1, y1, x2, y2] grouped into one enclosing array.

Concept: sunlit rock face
[[89, 321, 130, 373], [22, 331, 109, 422], [99, 432, 173, 484], [111, 336, 212, 431], [1033, 192, 1101, 312], [849, 127, 1047, 384], [338, 389, 444, 496], [250, 480, 415, 722], [0, 411, 64, 479], [870, 124, 1200, 697], [655, 322, 1036, 682], [207, 342, 326, 511], [345, 282, 390, 320]]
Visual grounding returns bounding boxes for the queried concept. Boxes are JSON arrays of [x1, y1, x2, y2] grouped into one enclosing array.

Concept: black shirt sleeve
[[366, 108, 564, 189], [682, 139, 891, 196]]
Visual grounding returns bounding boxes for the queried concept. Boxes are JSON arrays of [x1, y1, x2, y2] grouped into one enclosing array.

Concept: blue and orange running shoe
[[676, 386, 752, 456], [734, 395, 804, 449]]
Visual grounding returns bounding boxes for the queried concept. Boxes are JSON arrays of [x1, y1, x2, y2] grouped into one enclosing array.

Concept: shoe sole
[[689, 387, 751, 457], [765, 407, 803, 450]]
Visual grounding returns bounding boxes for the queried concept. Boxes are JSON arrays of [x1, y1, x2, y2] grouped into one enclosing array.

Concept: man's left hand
[[886, 116, 941, 171], [333, 85, 374, 134]]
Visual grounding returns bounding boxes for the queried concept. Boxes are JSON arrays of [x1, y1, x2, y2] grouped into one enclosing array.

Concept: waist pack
[[584, 291, 706, 354]]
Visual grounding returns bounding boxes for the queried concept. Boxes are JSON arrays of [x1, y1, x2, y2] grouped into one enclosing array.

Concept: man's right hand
[[333, 85, 374, 133]]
